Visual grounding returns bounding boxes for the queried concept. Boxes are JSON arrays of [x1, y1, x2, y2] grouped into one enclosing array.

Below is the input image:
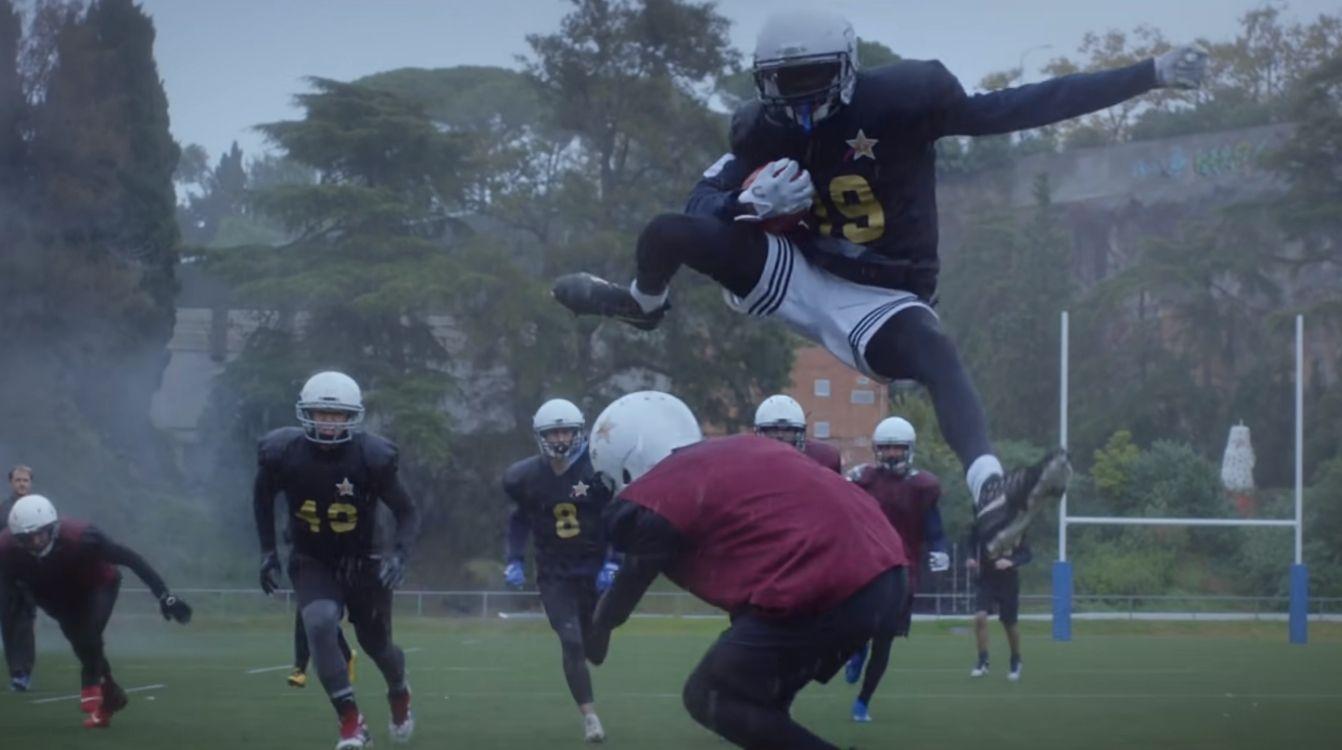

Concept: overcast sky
[[134, 0, 1339, 160]]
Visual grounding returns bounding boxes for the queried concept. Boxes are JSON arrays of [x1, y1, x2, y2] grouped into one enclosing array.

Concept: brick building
[[782, 345, 890, 470]]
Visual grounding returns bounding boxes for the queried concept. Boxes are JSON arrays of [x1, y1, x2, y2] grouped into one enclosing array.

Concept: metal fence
[[114, 587, 1342, 622]]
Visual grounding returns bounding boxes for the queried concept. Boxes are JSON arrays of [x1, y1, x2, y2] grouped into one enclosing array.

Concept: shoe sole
[[987, 452, 1072, 558]]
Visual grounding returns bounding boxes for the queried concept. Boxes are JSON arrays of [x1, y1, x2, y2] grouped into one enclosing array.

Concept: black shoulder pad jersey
[[258, 427, 400, 564], [708, 59, 1156, 299], [502, 448, 611, 576]]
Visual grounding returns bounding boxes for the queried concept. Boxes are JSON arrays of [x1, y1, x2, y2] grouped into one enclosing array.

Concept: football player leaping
[[555, 9, 1207, 557], [253, 371, 420, 749]]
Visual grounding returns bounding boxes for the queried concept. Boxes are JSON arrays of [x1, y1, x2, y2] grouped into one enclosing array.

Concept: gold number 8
[[554, 502, 581, 539]]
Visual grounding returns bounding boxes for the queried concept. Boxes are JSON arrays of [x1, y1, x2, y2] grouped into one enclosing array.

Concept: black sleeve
[[932, 59, 1157, 138], [85, 527, 169, 599], [379, 472, 419, 557], [592, 499, 684, 630], [685, 152, 755, 220], [362, 436, 420, 557], [253, 461, 280, 555]]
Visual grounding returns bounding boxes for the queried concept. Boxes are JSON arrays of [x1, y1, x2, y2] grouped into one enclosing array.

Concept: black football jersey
[[689, 59, 1158, 299], [502, 447, 611, 579], [253, 427, 417, 565]]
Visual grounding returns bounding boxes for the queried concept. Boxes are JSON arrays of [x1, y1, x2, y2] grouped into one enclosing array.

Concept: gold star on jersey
[[846, 129, 879, 161], [571, 480, 589, 497], [336, 478, 355, 496]]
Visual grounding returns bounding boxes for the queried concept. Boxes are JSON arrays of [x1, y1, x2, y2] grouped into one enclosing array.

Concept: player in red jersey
[[586, 391, 907, 749]]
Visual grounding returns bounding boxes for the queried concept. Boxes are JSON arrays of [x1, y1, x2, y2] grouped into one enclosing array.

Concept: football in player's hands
[[736, 158, 814, 233]]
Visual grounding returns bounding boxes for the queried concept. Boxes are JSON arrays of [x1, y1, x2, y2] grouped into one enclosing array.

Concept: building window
[[850, 389, 876, 405], [814, 378, 831, 397], [814, 421, 831, 438], [856, 376, 870, 385]]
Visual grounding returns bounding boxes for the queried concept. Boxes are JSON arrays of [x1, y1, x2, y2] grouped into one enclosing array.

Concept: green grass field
[[2, 613, 1340, 749]]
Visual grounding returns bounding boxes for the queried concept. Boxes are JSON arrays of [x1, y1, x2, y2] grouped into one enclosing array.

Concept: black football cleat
[[552, 272, 669, 331], [978, 449, 1071, 558]]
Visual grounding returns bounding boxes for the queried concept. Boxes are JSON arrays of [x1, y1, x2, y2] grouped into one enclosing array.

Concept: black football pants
[[55, 577, 120, 688], [539, 575, 599, 706], [293, 609, 352, 672], [681, 567, 906, 750], [1, 584, 36, 678]]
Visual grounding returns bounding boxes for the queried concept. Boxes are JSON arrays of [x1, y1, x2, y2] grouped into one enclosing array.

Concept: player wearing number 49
[[553, 9, 1206, 561], [253, 371, 420, 750], [502, 399, 616, 743]]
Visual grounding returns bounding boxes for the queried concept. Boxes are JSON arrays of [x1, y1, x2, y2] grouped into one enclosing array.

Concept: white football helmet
[[8, 494, 59, 557], [589, 391, 702, 492], [873, 417, 916, 476], [752, 10, 859, 132], [296, 371, 365, 444], [754, 394, 806, 450], [533, 398, 586, 460]]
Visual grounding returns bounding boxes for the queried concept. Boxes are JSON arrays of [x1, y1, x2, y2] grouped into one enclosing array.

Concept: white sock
[[629, 279, 668, 313], [966, 454, 1004, 504]]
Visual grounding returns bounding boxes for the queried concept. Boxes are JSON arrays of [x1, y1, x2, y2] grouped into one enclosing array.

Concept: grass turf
[[1, 613, 1339, 749]]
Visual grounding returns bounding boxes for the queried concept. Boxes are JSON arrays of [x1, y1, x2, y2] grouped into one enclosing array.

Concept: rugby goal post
[[1050, 312, 1308, 644]]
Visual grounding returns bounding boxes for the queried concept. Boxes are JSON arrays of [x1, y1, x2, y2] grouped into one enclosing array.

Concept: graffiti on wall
[[1131, 139, 1272, 180]]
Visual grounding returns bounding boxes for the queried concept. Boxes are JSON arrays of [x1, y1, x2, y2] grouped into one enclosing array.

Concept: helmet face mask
[[296, 371, 365, 444], [875, 443, 912, 475], [754, 56, 847, 130], [756, 423, 807, 451], [15, 525, 56, 556]]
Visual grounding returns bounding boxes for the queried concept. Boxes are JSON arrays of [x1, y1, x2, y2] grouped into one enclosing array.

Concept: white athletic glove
[[736, 159, 814, 222], [1154, 45, 1209, 89], [928, 551, 951, 573]]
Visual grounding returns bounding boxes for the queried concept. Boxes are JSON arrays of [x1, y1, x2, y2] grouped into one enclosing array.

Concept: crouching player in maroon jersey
[[0, 494, 192, 728], [843, 416, 947, 722], [585, 391, 908, 750]]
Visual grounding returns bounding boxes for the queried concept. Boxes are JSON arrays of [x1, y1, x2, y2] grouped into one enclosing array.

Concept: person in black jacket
[[967, 527, 1032, 682]]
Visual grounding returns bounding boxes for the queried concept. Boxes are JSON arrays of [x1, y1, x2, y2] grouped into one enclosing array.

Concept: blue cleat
[[844, 643, 868, 685], [10, 672, 31, 692], [851, 698, 871, 723]]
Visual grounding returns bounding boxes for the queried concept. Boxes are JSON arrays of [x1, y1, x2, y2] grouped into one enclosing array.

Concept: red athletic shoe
[[335, 705, 371, 750], [389, 688, 414, 743]]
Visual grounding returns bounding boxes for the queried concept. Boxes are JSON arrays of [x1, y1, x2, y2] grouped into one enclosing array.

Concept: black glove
[[159, 593, 192, 624], [259, 551, 282, 595], [378, 551, 407, 590]]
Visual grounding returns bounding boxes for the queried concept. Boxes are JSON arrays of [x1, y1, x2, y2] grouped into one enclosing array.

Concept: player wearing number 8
[[253, 371, 420, 749], [501, 398, 616, 743], [546, 6, 1201, 567]]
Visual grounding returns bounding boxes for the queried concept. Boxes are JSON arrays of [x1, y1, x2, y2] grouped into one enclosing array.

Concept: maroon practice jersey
[[851, 465, 941, 589], [802, 440, 842, 474], [619, 434, 906, 618], [0, 520, 167, 618]]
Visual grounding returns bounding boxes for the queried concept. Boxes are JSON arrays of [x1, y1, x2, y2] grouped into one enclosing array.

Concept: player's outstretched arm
[[935, 57, 1168, 138], [86, 527, 192, 623]]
